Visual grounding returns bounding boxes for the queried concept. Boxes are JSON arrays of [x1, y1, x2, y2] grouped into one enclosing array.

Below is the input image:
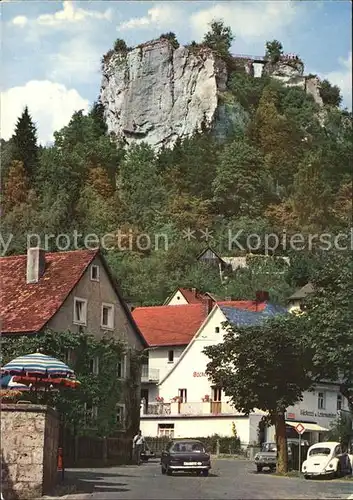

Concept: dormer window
[[90, 265, 100, 281]]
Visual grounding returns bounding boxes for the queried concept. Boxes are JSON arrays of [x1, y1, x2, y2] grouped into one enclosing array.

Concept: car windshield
[[171, 442, 205, 453], [309, 447, 331, 456], [262, 443, 277, 452]]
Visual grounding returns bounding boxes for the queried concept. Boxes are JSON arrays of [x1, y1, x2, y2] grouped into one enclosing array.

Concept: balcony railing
[[141, 401, 241, 416], [146, 403, 171, 415], [141, 366, 160, 383]]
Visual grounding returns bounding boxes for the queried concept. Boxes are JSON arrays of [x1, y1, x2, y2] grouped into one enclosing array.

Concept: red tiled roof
[[0, 250, 98, 334], [132, 303, 208, 347], [132, 300, 267, 347], [179, 288, 209, 304]]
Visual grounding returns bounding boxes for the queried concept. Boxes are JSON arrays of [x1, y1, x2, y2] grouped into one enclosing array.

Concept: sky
[[1, 0, 352, 144]]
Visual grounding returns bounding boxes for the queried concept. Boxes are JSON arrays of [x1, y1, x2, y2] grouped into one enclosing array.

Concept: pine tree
[[12, 106, 39, 180]]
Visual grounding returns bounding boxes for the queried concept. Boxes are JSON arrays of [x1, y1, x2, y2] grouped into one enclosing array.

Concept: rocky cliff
[[262, 57, 323, 105], [100, 41, 325, 150], [100, 39, 228, 150]]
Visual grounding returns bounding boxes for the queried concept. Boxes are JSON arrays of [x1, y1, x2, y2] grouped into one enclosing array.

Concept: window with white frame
[[90, 265, 100, 281], [158, 423, 174, 438], [337, 393, 343, 411], [116, 404, 125, 426], [84, 403, 98, 427], [90, 356, 99, 375], [101, 303, 114, 329], [73, 297, 87, 325], [117, 355, 126, 379], [318, 391, 326, 410]]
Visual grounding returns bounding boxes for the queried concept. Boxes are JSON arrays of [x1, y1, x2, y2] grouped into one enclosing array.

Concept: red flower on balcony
[[155, 396, 164, 402], [171, 396, 181, 402], [202, 394, 210, 402]]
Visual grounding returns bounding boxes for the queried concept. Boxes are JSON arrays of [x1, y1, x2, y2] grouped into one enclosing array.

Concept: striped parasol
[[1, 353, 75, 378]]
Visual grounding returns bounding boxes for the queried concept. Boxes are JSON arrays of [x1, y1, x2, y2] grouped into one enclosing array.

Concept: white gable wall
[[158, 307, 229, 402], [148, 346, 186, 381], [166, 290, 189, 305]]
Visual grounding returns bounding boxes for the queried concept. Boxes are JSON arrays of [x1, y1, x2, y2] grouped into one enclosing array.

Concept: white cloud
[[47, 37, 103, 84], [189, 1, 298, 41], [119, 4, 182, 31], [12, 16, 28, 27], [1, 80, 89, 145], [325, 52, 352, 109], [36, 0, 112, 27]]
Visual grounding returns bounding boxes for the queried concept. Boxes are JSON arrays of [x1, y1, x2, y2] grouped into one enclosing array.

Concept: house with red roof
[[0, 247, 147, 434], [132, 302, 211, 407], [138, 295, 341, 445], [163, 287, 221, 305]]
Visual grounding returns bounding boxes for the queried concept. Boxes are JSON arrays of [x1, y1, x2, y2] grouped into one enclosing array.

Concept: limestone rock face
[[100, 39, 228, 150], [305, 76, 324, 106], [262, 58, 306, 88]]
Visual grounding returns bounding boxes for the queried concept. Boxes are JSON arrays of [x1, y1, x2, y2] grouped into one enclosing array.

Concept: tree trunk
[[275, 410, 288, 474]]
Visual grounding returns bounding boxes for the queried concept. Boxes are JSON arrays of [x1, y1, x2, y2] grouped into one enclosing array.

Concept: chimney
[[206, 297, 214, 314], [26, 247, 46, 284], [255, 290, 270, 303], [191, 287, 197, 296]]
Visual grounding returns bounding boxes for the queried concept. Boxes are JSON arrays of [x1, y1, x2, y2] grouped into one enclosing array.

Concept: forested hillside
[[1, 24, 351, 306]]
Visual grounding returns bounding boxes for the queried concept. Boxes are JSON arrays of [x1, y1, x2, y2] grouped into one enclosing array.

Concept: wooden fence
[[62, 433, 132, 467]]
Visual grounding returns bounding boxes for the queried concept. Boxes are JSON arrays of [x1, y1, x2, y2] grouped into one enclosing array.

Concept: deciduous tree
[[203, 19, 234, 57], [204, 315, 313, 473]]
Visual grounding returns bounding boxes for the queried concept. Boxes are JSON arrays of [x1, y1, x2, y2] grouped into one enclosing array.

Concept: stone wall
[[1, 404, 59, 499]]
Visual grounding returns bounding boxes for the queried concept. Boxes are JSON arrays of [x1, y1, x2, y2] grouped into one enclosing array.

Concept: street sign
[[295, 423, 305, 435]]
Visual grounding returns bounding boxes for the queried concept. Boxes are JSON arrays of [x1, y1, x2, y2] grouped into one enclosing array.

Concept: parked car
[[161, 439, 211, 476], [302, 441, 352, 479], [140, 442, 156, 462], [254, 442, 293, 472]]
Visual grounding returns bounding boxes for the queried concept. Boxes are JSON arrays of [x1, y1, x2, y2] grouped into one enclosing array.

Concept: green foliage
[[212, 138, 269, 217], [11, 106, 39, 179], [319, 79, 342, 107], [1, 330, 126, 436], [114, 38, 129, 53], [159, 32, 179, 49], [328, 414, 353, 451], [203, 19, 234, 57], [299, 247, 353, 410], [265, 40, 283, 63]]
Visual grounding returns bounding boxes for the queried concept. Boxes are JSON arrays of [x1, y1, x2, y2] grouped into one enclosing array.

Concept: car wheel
[[269, 466, 275, 472], [304, 475, 309, 480], [161, 465, 166, 475], [335, 464, 341, 478], [256, 465, 263, 473], [167, 468, 173, 476], [203, 470, 209, 477]]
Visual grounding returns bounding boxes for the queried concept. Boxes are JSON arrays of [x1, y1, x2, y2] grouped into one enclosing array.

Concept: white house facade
[[139, 300, 347, 446]]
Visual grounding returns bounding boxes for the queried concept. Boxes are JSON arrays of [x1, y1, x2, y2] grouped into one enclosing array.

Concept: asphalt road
[[49, 458, 353, 500]]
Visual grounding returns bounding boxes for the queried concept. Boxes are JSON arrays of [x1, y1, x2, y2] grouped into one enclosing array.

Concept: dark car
[[161, 439, 211, 476]]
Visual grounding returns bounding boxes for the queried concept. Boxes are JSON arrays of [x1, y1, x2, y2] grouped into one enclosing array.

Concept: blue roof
[[220, 303, 288, 327]]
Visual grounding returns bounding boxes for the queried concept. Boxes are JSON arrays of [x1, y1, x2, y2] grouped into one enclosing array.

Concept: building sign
[[300, 409, 337, 419], [193, 371, 206, 377], [287, 413, 296, 420]]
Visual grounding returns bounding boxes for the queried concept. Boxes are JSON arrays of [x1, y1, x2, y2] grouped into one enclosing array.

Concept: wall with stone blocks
[[1, 404, 59, 500]]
